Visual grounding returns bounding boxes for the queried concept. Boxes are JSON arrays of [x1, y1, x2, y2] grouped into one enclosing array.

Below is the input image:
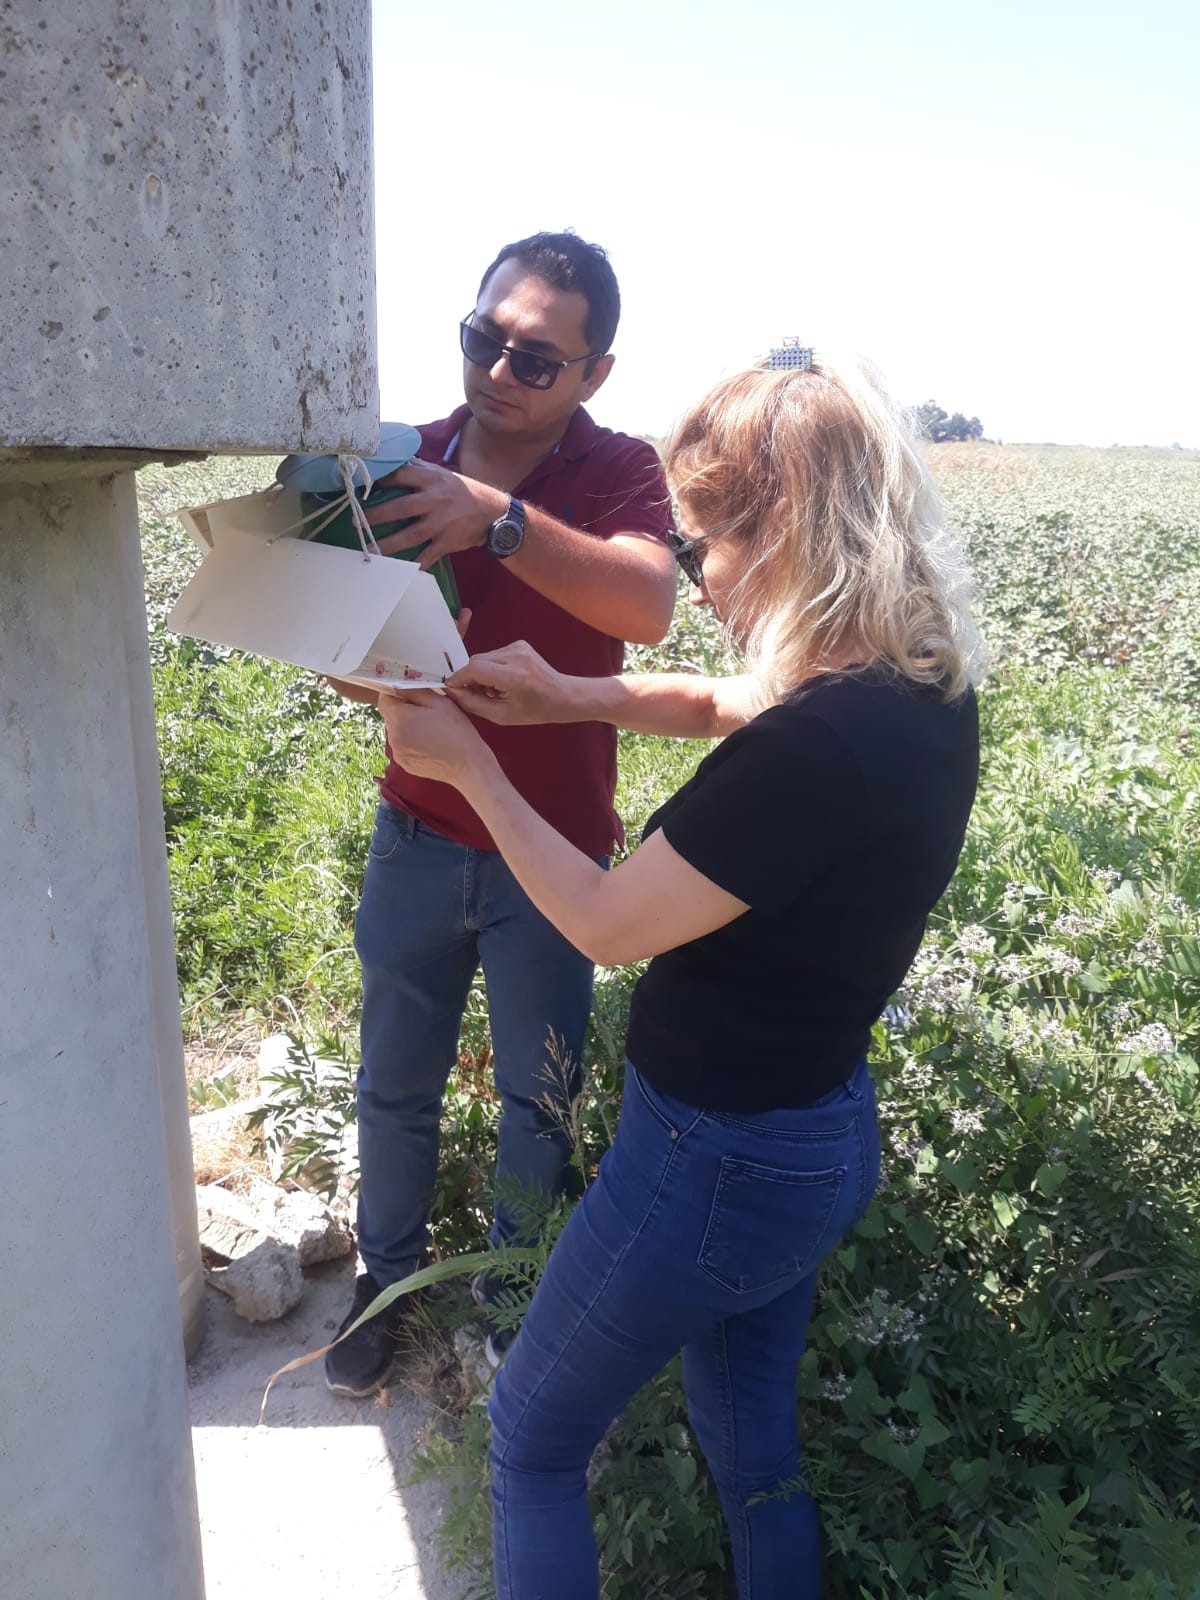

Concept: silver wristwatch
[[485, 496, 526, 559]]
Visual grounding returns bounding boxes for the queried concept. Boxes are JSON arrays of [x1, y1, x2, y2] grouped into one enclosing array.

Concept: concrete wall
[[0, 0, 378, 453]]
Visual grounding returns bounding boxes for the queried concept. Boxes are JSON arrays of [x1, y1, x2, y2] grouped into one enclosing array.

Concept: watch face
[[491, 520, 523, 555]]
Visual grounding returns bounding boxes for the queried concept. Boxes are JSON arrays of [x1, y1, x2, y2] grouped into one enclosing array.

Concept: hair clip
[[768, 341, 814, 372]]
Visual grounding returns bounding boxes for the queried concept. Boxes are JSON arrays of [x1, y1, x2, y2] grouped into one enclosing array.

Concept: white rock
[[209, 1239, 304, 1322], [256, 1032, 294, 1078], [196, 1184, 268, 1260], [195, 1183, 304, 1322], [244, 1180, 354, 1266]]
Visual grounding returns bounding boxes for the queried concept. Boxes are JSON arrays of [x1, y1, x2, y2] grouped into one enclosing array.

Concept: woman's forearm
[[446, 645, 762, 736], [459, 753, 625, 965], [557, 671, 761, 738], [376, 688, 753, 966]]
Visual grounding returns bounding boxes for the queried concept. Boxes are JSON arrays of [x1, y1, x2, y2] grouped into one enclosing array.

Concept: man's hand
[[367, 456, 675, 646], [366, 460, 508, 568], [445, 642, 576, 726], [377, 688, 494, 789]]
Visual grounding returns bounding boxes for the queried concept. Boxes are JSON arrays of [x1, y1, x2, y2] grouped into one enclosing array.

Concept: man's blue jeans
[[488, 1057, 881, 1600], [353, 802, 602, 1286]]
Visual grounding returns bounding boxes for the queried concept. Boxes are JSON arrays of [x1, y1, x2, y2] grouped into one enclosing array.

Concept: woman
[[378, 351, 980, 1599]]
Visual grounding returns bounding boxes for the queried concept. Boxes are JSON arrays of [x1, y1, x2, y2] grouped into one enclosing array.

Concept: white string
[[267, 452, 383, 560], [338, 454, 381, 558]]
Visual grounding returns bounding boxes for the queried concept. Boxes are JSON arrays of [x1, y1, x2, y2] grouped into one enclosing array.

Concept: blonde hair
[[664, 352, 981, 703]]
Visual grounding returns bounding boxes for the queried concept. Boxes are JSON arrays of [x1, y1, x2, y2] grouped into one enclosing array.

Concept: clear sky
[[371, 0, 1199, 447]]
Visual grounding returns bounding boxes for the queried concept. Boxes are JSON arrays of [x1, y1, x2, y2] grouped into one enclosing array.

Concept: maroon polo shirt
[[378, 404, 672, 854]]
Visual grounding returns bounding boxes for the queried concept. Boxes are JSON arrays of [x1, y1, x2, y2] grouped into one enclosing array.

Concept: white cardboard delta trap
[[167, 482, 468, 691]]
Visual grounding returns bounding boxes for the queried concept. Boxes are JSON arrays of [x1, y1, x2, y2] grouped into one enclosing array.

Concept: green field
[[142, 443, 1200, 1597]]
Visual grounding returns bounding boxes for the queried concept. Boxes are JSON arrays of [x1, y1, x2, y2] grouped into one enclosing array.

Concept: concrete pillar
[[115, 469, 207, 1360], [0, 457, 205, 1599], [0, 3, 378, 1587]]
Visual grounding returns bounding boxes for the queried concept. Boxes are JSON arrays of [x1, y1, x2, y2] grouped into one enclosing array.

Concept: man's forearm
[[505, 507, 676, 644], [374, 457, 675, 642]]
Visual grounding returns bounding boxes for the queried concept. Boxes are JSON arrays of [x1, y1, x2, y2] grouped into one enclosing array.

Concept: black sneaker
[[325, 1272, 417, 1398]]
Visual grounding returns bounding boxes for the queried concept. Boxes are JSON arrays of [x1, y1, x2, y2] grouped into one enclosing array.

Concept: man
[[326, 232, 676, 1396]]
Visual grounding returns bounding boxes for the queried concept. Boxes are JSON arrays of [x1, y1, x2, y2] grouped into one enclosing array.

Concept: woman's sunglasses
[[459, 315, 599, 392], [666, 528, 708, 588]]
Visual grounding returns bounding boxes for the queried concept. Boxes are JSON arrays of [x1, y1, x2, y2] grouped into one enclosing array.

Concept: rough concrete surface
[[190, 1256, 470, 1600], [0, 1, 378, 452], [209, 1235, 305, 1322], [197, 1182, 276, 1259], [246, 1178, 356, 1265]]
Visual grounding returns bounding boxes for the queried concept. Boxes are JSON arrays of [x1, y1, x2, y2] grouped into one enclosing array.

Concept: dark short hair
[[477, 231, 620, 366]]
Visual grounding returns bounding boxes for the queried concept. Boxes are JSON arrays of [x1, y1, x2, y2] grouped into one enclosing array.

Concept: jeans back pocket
[[698, 1155, 847, 1295]]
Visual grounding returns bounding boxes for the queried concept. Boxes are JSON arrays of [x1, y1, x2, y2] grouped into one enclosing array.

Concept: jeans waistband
[[378, 801, 440, 844]]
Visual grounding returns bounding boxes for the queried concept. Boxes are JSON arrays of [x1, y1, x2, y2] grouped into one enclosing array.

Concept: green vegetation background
[[142, 444, 1200, 1598]]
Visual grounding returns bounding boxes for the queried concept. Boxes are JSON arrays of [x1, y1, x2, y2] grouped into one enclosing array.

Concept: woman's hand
[[445, 642, 578, 726], [324, 676, 379, 706], [377, 689, 495, 789]]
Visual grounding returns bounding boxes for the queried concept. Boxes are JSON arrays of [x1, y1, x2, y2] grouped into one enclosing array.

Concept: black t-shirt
[[626, 668, 979, 1112]]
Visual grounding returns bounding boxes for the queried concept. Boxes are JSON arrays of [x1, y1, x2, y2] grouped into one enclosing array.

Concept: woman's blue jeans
[[488, 1058, 881, 1600]]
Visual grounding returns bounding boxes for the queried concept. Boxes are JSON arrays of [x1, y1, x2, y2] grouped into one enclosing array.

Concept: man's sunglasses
[[666, 528, 708, 588], [459, 314, 599, 392]]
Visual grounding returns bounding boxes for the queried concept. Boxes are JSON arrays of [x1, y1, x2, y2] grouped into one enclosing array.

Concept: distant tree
[[915, 400, 947, 438], [915, 400, 984, 442]]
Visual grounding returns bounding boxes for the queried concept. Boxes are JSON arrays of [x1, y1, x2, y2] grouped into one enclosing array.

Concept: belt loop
[[384, 804, 418, 842]]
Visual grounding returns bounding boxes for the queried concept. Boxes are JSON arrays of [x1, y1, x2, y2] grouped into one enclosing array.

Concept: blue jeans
[[488, 1057, 881, 1600], [353, 803, 603, 1285]]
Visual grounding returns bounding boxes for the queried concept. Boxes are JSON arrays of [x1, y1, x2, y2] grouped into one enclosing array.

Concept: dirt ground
[[188, 1254, 473, 1600]]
